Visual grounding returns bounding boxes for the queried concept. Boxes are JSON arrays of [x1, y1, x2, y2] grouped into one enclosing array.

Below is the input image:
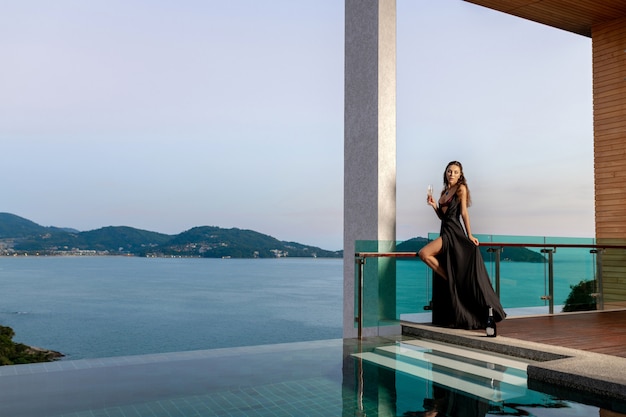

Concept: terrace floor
[[402, 309, 626, 406], [489, 309, 626, 358]]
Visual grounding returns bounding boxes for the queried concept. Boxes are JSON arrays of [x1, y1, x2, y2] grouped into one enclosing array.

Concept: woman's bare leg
[[418, 237, 447, 280]]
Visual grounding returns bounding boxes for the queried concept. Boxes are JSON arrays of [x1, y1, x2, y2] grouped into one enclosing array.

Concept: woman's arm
[[458, 185, 479, 245], [427, 194, 442, 219]]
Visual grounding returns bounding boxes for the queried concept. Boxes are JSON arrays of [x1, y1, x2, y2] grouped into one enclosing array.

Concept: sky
[[0, 0, 594, 251]]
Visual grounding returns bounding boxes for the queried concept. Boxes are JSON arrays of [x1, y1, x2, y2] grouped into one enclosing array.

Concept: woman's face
[[446, 164, 462, 186]]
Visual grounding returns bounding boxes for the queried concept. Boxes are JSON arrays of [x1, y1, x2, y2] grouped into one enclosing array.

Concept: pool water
[[0, 337, 623, 417]]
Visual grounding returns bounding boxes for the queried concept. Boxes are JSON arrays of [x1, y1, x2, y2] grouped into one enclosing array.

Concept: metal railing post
[[541, 248, 555, 314], [355, 256, 365, 339], [486, 247, 502, 296], [591, 249, 604, 310], [597, 249, 604, 310]]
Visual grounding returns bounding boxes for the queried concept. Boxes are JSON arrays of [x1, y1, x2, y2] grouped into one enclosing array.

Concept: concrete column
[[344, 0, 397, 338]]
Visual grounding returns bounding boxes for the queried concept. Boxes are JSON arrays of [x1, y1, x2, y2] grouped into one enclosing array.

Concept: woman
[[418, 161, 506, 329]]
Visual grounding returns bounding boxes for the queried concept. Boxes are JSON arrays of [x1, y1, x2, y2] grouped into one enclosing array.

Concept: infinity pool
[[0, 337, 623, 416]]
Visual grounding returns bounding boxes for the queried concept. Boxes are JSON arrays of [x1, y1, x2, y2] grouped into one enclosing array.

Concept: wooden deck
[[488, 309, 626, 358]]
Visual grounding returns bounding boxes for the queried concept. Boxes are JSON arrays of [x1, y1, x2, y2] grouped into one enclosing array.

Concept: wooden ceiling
[[463, 0, 626, 37]]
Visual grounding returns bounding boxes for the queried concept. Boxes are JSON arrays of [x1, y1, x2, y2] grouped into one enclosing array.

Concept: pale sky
[[0, 0, 594, 251]]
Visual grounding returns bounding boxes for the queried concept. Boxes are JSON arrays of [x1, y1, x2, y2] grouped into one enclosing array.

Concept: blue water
[[0, 252, 595, 360], [0, 257, 343, 360], [0, 338, 610, 417], [0, 255, 618, 416]]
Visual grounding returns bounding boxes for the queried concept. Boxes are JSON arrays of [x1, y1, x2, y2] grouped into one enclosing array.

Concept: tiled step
[[352, 341, 531, 402], [402, 339, 531, 371], [376, 345, 527, 387]]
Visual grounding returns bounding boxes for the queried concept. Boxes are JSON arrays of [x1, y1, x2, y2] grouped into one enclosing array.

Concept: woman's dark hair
[[442, 160, 472, 207]]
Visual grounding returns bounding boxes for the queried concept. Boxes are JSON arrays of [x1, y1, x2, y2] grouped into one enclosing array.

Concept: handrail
[[356, 243, 626, 256], [354, 242, 626, 338]]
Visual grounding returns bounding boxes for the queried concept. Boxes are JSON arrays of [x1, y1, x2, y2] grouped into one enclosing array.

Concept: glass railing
[[354, 235, 626, 336]]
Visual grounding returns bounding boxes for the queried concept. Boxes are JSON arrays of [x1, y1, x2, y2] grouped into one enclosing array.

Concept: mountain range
[[0, 213, 545, 262], [0, 213, 342, 258]]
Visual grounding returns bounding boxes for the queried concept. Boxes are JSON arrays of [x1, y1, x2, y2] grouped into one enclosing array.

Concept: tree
[[562, 280, 597, 312], [0, 324, 62, 365]]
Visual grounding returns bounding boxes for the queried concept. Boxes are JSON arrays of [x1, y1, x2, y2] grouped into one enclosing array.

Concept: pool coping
[[401, 321, 626, 407]]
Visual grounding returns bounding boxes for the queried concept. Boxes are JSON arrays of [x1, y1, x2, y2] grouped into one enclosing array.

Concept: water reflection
[[343, 339, 624, 417], [403, 386, 490, 417]]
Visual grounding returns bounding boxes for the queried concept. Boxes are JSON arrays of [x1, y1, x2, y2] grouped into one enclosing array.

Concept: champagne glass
[[426, 184, 433, 204]]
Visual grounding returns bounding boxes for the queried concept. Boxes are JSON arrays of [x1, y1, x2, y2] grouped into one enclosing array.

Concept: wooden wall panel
[[597, 246, 626, 307], [595, 15, 626, 307], [593, 16, 626, 244]]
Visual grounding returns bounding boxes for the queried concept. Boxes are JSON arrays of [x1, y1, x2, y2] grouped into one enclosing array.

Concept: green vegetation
[[0, 212, 548, 261], [0, 325, 62, 365], [0, 213, 342, 258], [493, 246, 546, 263], [562, 279, 597, 312], [395, 237, 430, 252], [155, 226, 334, 258]]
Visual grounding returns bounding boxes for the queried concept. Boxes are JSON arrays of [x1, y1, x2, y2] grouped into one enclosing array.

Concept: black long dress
[[431, 193, 506, 329]]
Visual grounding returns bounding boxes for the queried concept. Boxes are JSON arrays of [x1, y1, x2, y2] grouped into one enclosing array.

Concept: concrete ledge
[[401, 322, 570, 361], [401, 321, 626, 405], [528, 361, 626, 408]]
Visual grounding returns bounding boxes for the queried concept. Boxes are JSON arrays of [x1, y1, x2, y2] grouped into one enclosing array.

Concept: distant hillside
[[158, 226, 332, 258], [0, 213, 545, 262], [396, 237, 430, 252], [0, 213, 51, 238], [496, 246, 545, 263], [14, 225, 173, 254], [0, 213, 342, 258]]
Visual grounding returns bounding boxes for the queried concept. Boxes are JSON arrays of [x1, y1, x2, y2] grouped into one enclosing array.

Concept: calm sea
[[0, 251, 593, 360], [0, 257, 343, 360]]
